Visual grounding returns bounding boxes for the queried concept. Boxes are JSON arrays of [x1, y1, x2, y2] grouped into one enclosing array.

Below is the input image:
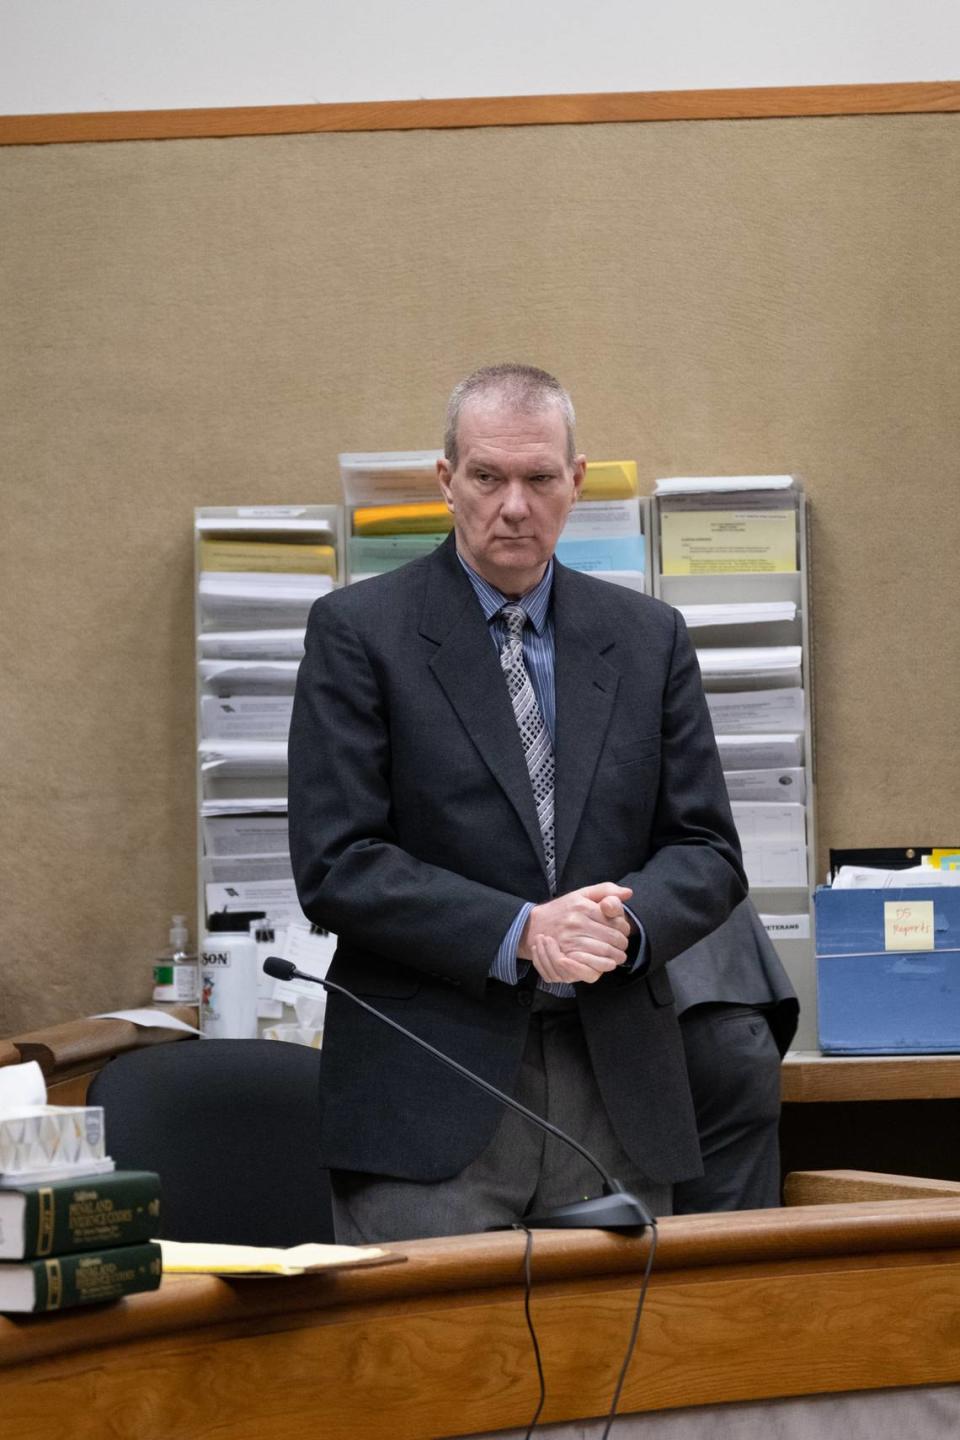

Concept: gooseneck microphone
[[263, 956, 654, 1231]]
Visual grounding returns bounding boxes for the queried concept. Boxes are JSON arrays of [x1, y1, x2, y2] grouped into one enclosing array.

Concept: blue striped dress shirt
[[457, 555, 645, 994]]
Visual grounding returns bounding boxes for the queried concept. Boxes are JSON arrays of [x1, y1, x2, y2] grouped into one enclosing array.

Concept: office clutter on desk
[[0, 1063, 163, 1313], [816, 865, 960, 1054], [652, 475, 814, 974], [194, 506, 345, 1032]]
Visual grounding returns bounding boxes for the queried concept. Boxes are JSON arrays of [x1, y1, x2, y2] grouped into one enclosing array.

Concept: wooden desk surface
[[782, 1050, 960, 1103], [3, 1201, 960, 1440]]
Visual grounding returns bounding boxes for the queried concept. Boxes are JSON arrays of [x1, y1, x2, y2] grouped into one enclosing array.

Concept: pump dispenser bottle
[[152, 915, 199, 1005]]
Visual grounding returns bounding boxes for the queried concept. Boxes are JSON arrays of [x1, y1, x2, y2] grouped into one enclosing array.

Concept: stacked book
[[653, 476, 812, 900], [0, 1064, 161, 1313]]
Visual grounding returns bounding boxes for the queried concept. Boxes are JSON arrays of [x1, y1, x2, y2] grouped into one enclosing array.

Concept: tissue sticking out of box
[[0, 1061, 112, 1184]]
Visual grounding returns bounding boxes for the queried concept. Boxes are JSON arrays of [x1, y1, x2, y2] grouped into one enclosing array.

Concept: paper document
[[198, 630, 306, 660], [717, 733, 804, 770], [203, 813, 290, 857], [199, 660, 300, 694], [660, 509, 798, 575], [159, 1238, 397, 1275], [678, 601, 796, 628], [555, 534, 645, 574], [706, 688, 805, 733], [724, 767, 806, 803], [696, 646, 802, 680], [560, 498, 641, 539], [199, 740, 289, 777], [580, 460, 639, 500], [201, 796, 287, 817], [199, 572, 333, 628], [339, 450, 444, 506], [196, 509, 333, 536], [206, 879, 308, 929], [742, 843, 809, 889], [654, 475, 796, 495], [832, 865, 960, 890], [201, 695, 294, 741], [94, 1010, 200, 1034], [204, 854, 294, 885], [732, 801, 806, 847]]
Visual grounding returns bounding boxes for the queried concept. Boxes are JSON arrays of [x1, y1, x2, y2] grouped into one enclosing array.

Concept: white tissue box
[[0, 1106, 107, 1180]]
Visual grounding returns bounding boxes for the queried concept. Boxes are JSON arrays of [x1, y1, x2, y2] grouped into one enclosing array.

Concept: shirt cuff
[[490, 902, 534, 985], [623, 905, 649, 975]]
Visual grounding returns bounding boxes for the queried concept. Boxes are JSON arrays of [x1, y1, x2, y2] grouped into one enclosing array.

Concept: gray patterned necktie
[[499, 604, 556, 893]]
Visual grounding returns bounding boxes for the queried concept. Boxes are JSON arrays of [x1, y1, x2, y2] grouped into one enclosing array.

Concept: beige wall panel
[[1, 115, 958, 1033]]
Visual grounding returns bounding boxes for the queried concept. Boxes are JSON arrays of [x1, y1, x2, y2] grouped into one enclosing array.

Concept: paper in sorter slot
[[706, 688, 805, 734], [352, 503, 452, 536], [716, 733, 804, 770], [580, 461, 639, 500], [724, 768, 806, 803]]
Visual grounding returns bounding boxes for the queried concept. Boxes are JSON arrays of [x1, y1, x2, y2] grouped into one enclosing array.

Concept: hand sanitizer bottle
[[152, 915, 199, 1005]]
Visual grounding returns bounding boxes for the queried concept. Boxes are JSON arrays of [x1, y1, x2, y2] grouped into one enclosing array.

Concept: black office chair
[[88, 1039, 334, 1246]]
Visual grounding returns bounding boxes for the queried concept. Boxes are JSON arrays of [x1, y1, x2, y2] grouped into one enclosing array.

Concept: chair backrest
[[88, 1039, 333, 1246]]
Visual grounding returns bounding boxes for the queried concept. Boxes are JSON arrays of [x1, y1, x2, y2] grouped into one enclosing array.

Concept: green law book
[[0, 1241, 162, 1313], [0, 1171, 160, 1261]]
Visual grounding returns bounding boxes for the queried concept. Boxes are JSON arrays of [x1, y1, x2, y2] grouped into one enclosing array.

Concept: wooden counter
[[3, 1198, 960, 1439]]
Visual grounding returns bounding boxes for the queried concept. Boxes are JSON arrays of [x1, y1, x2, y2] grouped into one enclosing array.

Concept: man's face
[[437, 396, 585, 597]]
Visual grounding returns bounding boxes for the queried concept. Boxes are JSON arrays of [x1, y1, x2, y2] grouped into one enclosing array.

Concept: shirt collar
[[457, 555, 554, 634]]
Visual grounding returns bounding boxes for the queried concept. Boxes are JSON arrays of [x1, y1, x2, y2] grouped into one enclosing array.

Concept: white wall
[[2, 0, 959, 115]]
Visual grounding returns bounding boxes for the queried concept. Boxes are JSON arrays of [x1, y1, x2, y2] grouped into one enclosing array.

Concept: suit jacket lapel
[[552, 565, 620, 884], [421, 540, 550, 877]]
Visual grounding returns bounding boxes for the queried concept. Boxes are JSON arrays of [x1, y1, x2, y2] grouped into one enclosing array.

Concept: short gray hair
[[444, 364, 577, 467]]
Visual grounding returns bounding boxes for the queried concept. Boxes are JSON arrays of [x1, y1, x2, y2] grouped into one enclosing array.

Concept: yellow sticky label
[[884, 900, 935, 952]]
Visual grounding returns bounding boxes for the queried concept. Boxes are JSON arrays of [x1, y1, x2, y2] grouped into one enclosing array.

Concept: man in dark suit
[[288, 364, 746, 1242], [670, 898, 799, 1213]]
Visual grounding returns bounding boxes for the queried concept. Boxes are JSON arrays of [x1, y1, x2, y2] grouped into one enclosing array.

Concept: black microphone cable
[[512, 1218, 658, 1439]]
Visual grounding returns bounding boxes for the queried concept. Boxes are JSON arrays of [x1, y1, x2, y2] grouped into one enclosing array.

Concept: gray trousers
[[331, 994, 672, 1243], [673, 1002, 783, 1214]]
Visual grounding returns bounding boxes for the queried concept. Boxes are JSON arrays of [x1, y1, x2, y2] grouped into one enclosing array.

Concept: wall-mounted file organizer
[[651, 477, 817, 1047], [194, 505, 345, 1018], [339, 452, 650, 594]]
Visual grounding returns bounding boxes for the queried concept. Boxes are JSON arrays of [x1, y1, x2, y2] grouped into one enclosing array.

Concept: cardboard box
[[815, 885, 960, 1054]]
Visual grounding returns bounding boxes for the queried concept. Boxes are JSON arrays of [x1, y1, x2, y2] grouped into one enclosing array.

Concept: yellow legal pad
[[158, 1239, 401, 1277], [352, 503, 453, 535]]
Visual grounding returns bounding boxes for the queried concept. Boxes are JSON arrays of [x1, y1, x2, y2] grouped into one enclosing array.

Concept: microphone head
[[263, 955, 297, 981]]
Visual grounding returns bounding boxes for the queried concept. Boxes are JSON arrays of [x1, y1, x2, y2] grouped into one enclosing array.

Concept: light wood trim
[[3, 1204, 960, 1438], [8, 1008, 197, 1084], [4, 1201, 960, 1371], [782, 1051, 960, 1103], [2, 81, 959, 147], [785, 1170, 960, 1206]]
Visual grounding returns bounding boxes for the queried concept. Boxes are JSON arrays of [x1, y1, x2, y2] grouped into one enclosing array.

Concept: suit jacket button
[[518, 990, 534, 1008]]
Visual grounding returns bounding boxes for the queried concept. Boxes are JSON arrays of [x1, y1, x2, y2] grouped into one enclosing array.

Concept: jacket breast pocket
[[598, 733, 662, 771]]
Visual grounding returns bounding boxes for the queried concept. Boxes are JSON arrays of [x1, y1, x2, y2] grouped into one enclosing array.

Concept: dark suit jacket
[[670, 898, 799, 1056], [288, 535, 747, 1184]]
